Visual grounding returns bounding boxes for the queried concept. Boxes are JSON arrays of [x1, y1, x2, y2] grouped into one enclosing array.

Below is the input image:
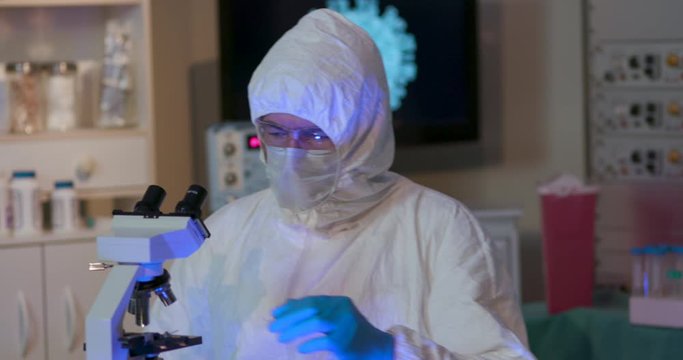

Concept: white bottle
[[51, 180, 79, 232], [10, 170, 42, 236]]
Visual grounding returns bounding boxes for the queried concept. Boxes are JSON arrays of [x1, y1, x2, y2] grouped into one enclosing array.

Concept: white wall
[[186, 0, 586, 302], [188, 0, 218, 63], [409, 0, 585, 301]]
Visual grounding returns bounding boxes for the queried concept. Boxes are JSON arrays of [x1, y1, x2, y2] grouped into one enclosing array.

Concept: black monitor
[[218, 0, 502, 172]]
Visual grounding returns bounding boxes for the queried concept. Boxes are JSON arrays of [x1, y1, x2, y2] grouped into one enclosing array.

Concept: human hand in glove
[[269, 295, 394, 359]]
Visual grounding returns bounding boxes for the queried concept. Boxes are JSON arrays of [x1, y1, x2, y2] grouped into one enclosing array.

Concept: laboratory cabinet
[[0, 236, 105, 360]]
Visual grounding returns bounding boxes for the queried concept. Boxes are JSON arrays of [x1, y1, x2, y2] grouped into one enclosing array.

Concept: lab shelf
[[0, 218, 111, 248], [0, 128, 147, 142], [0, 0, 140, 7], [0, 231, 97, 248]]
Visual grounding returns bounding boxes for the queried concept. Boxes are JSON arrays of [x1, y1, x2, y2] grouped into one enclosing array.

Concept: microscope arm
[[86, 264, 142, 360]]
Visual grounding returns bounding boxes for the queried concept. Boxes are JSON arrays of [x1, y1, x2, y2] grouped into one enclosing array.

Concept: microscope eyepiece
[[174, 184, 207, 218], [134, 185, 166, 215]]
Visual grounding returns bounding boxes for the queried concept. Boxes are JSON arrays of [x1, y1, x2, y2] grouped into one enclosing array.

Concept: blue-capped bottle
[[9, 170, 42, 236], [51, 180, 79, 232]]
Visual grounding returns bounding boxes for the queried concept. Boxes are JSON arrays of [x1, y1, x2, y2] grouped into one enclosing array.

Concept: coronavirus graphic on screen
[[327, 0, 417, 111]]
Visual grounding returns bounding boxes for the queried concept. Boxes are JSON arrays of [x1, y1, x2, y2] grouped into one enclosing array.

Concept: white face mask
[[264, 145, 339, 211]]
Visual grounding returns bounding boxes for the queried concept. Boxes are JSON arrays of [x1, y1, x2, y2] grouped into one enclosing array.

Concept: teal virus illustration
[[327, 0, 417, 111]]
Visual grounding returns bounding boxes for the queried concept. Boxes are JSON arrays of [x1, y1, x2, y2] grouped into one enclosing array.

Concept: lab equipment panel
[[591, 137, 683, 182], [206, 121, 269, 212], [591, 90, 683, 135], [590, 41, 683, 88], [587, 0, 683, 289], [588, 43, 683, 185]]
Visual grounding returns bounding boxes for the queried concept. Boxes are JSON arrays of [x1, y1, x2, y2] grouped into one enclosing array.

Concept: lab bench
[[523, 294, 683, 360]]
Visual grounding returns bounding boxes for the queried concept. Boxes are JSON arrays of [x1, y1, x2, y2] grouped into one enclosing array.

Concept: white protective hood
[[248, 9, 399, 231]]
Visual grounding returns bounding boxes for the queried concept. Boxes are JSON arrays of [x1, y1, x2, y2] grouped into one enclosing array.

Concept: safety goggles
[[255, 119, 335, 151]]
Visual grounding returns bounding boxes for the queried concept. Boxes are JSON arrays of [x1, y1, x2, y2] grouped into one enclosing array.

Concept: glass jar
[[7, 62, 45, 135], [46, 61, 78, 132], [98, 21, 135, 128]]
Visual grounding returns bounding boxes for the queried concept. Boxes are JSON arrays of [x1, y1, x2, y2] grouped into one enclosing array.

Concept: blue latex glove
[[269, 295, 394, 359]]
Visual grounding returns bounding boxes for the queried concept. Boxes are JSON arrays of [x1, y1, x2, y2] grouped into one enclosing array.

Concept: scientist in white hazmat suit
[[151, 8, 534, 360]]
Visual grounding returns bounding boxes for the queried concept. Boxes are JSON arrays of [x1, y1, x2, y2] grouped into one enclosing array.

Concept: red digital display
[[247, 135, 261, 150]]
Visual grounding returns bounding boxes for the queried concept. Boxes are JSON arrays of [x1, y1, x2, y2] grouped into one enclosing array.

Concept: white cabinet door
[[0, 246, 46, 360], [44, 241, 105, 360]]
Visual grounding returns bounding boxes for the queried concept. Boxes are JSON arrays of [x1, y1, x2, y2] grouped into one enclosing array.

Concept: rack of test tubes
[[629, 245, 683, 328]]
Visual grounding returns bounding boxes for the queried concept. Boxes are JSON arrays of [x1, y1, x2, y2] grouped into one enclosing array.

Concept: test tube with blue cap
[[642, 245, 668, 297], [630, 246, 646, 296], [668, 246, 683, 298]]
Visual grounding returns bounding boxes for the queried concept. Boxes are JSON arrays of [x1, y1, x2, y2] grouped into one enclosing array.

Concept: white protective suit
[[150, 9, 534, 360]]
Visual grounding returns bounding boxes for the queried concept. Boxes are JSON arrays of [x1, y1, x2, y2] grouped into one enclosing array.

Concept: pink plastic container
[[540, 193, 597, 314]]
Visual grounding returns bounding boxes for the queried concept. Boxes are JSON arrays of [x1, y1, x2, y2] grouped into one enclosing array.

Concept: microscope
[[85, 184, 211, 359]]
